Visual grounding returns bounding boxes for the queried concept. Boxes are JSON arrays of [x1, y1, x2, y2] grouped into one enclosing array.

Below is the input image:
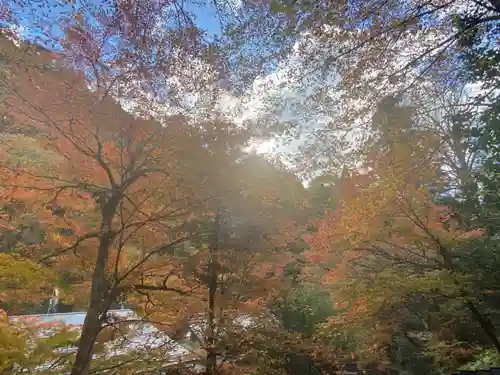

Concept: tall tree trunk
[[206, 268, 218, 375], [70, 200, 118, 375], [69, 305, 102, 375], [205, 206, 220, 375]]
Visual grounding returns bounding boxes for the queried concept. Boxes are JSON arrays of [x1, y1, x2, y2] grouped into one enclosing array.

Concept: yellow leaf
[[51, 232, 63, 243]]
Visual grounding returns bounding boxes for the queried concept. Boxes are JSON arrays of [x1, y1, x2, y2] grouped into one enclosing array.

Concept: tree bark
[[206, 270, 218, 375], [70, 199, 118, 375], [205, 206, 220, 375], [69, 305, 102, 375]]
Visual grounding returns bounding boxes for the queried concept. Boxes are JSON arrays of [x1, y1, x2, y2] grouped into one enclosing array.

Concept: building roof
[[11, 309, 135, 327], [10, 309, 205, 373]]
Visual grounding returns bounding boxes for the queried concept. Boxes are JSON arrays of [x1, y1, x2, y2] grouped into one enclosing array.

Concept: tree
[[437, 39, 500, 371], [127, 154, 308, 375], [264, 283, 352, 375], [0, 26, 257, 374], [0, 318, 79, 375], [303, 97, 500, 374], [0, 6, 317, 369], [223, 0, 500, 176], [307, 172, 347, 218]]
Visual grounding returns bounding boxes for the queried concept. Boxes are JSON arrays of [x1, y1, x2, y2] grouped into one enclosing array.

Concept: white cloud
[[12, 1, 493, 179], [4, 24, 27, 47], [221, 7, 481, 175]]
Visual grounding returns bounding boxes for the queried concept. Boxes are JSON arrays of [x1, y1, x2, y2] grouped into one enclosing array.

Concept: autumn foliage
[[302, 106, 495, 366], [0, 24, 310, 374]]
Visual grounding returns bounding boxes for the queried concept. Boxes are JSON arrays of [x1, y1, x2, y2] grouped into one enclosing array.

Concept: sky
[[4, 0, 491, 184], [0, 1, 437, 178], [3, 0, 301, 168], [5, 0, 230, 46]]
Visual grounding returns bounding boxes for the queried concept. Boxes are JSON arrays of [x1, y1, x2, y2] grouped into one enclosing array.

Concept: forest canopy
[[0, 0, 500, 374]]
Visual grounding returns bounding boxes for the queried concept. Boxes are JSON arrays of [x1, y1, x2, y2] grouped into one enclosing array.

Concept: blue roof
[[10, 309, 135, 326], [8, 309, 201, 370]]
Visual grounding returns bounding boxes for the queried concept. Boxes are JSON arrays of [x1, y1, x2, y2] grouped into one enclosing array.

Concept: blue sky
[[186, 2, 226, 38], [2, 0, 321, 178], [5, 0, 228, 48]]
